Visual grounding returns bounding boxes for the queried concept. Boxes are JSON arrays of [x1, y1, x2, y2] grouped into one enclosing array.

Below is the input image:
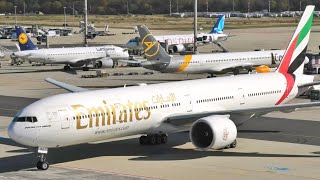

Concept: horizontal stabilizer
[[298, 81, 320, 88]]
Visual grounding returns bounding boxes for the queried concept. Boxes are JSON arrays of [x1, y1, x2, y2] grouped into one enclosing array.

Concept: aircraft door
[[237, 88, 245, 105], [184, 94, 193, 112], [59, 109, 70, 129]]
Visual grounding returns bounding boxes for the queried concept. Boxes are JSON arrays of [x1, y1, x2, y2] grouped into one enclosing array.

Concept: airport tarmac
[[0, 26, 320, 180]]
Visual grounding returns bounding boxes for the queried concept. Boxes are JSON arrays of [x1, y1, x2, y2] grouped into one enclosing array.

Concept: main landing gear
[[139, 133, 168, 145], [207, 74, 216, 78], [36, 147, 49, 170], [64, 65, 71, 71]]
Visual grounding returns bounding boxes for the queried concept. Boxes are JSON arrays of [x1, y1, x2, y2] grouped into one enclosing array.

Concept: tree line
[[0, 0, 319, 15]]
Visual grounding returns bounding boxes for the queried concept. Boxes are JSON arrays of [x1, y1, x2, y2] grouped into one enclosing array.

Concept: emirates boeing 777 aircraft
[[8, 6, 320, 171]]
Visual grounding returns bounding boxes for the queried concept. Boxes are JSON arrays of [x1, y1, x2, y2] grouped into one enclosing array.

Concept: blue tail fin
[[15, 26, 37, 51], [209, 15, 225, 34]]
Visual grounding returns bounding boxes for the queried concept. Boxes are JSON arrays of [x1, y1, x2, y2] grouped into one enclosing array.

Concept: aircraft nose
[[7, 122, 22, 143]]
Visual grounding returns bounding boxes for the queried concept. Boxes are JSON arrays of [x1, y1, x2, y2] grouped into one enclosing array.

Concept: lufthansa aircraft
[[12, 26, 129, 71], [127, 15, 229, 53], [138, 25, 287, 76], [8, 6, 320, 170]]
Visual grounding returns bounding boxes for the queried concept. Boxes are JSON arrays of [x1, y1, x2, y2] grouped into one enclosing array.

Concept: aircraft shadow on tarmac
[[0, 127, 320, 173], [0, 68, 78, 75]]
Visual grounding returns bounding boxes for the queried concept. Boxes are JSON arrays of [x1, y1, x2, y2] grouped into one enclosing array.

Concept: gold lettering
[[87, 106, 105, 127], [103, 100, 112, 125], [119, 104, 128, 123], [127, 101, 134, 122], [134, 102, 143, 121], [110, 104, 118, 124], [72, 104, 87, 130], [143, 101, 151, 119]]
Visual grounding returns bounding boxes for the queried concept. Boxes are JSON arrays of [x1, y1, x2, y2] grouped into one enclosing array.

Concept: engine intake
[[190, 115, 237, 150]]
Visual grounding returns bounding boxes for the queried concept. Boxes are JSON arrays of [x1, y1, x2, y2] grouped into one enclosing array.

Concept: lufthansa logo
[[142, 34, 159, 57], [18, 33, 28, 45]]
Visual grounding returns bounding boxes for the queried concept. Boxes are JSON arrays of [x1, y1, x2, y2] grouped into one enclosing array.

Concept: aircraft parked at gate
[[126, 15, 229, 53], [8, 6, 320, 171], [137, 25, 286, 76], [12, 26, 129, 71]]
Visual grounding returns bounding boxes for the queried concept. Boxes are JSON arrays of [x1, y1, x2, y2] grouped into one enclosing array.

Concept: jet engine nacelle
[[96, 58, 114, 68], [172, 44, 186, 53], [190, 115, 237, 150]]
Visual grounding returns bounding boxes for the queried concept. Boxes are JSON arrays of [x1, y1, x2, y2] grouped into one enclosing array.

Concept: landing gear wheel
[[139, 136, 148, 145], [156, 135, 162, 144], [139, 134, 168, 145], [64, 65, 71, 71], [149, 135, 156, 145], [233, 69, 239, 75], [230, 139, 237, 148], [161, 134, 168, 144], [36, 161, 49, 170]]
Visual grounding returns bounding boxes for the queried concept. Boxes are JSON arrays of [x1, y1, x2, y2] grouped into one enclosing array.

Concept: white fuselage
[[8, 72, 306, 148], [14, 46, 129, 65], [143, 50, 285, 74]]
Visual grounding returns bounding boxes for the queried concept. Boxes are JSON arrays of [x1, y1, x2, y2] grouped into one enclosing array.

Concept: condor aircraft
[[127, 15, 229, 53], [12, 26, 129, 71], [138, 25, 286, 76], [8, 6, 320, 171]]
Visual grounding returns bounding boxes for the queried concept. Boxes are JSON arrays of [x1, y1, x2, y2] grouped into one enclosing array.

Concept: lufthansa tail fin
[[209, 15, 225, 34], [137, 25, 171, 62], [15, 26, 37, 51], [276, 6, 314, 75]]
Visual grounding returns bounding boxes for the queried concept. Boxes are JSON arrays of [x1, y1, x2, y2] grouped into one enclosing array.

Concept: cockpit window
[[13, 116, 38, 123]]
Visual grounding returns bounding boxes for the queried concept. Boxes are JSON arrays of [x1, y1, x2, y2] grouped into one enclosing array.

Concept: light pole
[[232, 0, 235, 11], [193, 0, 197, 54], [63, 6, 67, 29], [169, 0, 172, 16], [84, 0, 88, 46], [14, 6, 17, 25]]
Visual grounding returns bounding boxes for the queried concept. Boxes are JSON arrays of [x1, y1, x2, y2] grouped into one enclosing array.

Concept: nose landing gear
[[36, 147, 49, 170]]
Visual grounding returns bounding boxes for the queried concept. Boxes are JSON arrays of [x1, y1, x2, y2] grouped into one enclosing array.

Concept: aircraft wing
[[68, 57, 109, 65], [164, 101, 320, 123], [45, 78, 89, 93]]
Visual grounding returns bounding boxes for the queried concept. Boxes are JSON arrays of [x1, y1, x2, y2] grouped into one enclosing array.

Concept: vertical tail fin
[[209, 15, 225, 34], [276, 6, 314, 75], [15, 26, 37, 51], [137, 25, 171, 62]]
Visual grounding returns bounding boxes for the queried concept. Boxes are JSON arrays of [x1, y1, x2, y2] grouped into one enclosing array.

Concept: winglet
[[209, 15, 225, 34], [15, 26, 37, 51], [45, 78, 88, 93]]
